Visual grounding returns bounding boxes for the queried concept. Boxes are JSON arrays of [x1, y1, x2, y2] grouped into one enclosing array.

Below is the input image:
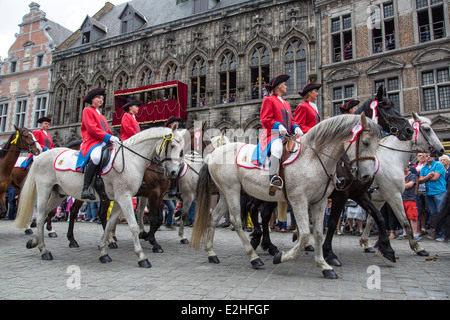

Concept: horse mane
[[0, 131, 19, 158], [354, 99, 372, 115], [409, 115, 431, 125], [122, 127, 172, 147], [302, 114, 381, 151]]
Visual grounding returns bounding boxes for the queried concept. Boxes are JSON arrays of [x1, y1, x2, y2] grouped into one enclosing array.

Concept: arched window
[[284, 39, 306, 95], [93, 75, 107, 89], [165, 62, 180, 81], [219, 51, 237, 104], [115, 71, 130, 91], [191, 58, 207, 107], [74, 81, 87, 123], [138, 66, 153, 86], [54, 84, 68, 125], [250, 45, 270, 99]]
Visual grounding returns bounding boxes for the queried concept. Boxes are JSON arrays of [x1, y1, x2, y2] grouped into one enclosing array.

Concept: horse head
[[356, 85, 413, 141], [13, 125, 40, 156], [157, 128, 186, 179], [411, 112, 445, 157], [345, 112, 381, 182]]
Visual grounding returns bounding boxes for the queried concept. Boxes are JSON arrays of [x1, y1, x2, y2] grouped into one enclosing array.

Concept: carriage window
[[421, 68, 450, 111], [417, 0, 446, 43], [371, 2, 396, 53], [284, 40, 306, 95], [0, 103, 8, 132], [331, 84, 355, 116], [331, 14, 353, 62]]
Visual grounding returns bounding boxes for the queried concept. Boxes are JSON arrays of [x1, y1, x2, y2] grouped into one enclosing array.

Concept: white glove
[[110, 136, 120, 144], [278, 124, 287, 135], [295, 127, 304, 137]]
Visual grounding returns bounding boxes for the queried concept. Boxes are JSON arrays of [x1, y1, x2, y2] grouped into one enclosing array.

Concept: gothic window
[[115, 71, 130, 91], [191, 58, 207, 107], [331, 14, 353, 62], [371, 2, 396, 53], [284, 39, 307, 95], [165, 62, 180, 81], [138, 67, 153, 86], [420, 67, 450, 111], [55, 85, 68, 125], [219, 51, 237, 104], [416, 0, 446, 42], [74, 81, 87, 123], [250, 45, 270, 99], [93, 75, 107, 89]]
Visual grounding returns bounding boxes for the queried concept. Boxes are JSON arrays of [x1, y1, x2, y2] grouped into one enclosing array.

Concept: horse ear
[[172, 123, 179, 131], [412, 112, 420, 122], [14, 124, 20, 131], [376, 85, 384, 101], [360, 111, 368, 127]]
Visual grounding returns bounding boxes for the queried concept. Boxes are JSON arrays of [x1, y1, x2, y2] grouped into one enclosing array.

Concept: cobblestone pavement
[[0, 218, 449, 301]]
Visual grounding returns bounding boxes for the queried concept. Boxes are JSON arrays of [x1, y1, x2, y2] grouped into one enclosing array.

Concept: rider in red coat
[[20, 116, 53, 170], [294, 83, 322, 134], [120, 100, 142, 141], [77, 88, 119, 200]]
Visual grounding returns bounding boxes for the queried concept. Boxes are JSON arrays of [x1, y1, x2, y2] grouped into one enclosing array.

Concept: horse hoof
[[152, 247, 164, 253], [25, 229, 33, 235], [364, 247, 376, 253], [304, 245, 315, 252], [69, 242, 80, 248], [99, 255, 112, 263], [208, 256, 220, 264], [251, 258, 264, 269], [416, 250, 429, 257], [322, 270, 339, 279], [48, 232, 58, 238], [108, 242, 118, 249], [138, 259, 152, 268], [180, 239, 189, 244], [41, 252, 53, 260], [26, 239, 33, 249], [326, 258, 342, 267], [273, 252, 283, 264]]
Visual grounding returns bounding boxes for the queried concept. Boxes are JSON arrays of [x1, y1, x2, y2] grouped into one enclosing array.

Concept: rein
[[1, 129, 38, 154]]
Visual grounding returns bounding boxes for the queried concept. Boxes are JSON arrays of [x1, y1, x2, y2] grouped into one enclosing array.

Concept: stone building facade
[[0, 2, 72, 144]]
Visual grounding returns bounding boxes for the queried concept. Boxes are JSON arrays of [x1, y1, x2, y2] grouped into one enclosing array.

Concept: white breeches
[[90, 143, 106, 165]]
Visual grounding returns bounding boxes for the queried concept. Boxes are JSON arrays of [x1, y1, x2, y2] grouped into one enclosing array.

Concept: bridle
[[1, 128, 38, 154]]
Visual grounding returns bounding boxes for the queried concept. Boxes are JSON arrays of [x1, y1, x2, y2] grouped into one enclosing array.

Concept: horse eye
[[180, 150, 184, 157], [362, 140, 369, 147]]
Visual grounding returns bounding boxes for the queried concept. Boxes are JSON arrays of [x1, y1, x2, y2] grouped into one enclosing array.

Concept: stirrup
[[269, 175, 283, 189]]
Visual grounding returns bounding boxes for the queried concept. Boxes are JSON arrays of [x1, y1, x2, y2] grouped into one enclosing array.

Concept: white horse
[[360, 113, 445, 254], [136, 134, 230, 247], [191, 113, 381, 279], [14, 127, 185, 268]]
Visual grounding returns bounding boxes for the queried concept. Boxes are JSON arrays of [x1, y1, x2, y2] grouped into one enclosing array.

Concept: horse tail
[[190, 161, 212, 250], [13, 165, 37, 229]]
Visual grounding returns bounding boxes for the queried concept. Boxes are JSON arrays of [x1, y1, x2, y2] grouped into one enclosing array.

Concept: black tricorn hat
[[339, 99, 360, 114], [165, 116, 182, 127], [298, 83, 322, 97], [264, 74, 290, 92], [37, 116, 52, 123], [83, 88, 106, 104], [123, 100, 143, 111]]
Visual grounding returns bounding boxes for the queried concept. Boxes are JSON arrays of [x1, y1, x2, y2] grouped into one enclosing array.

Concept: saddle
[[91, 143, 113, 201]]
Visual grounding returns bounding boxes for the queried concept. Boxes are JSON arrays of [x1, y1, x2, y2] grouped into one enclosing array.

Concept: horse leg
[[323, 196, 346, 266], [67, 200, 82, 248], [204, 195, 228, 264], [178, 198, 191, 244], [0, 193, 8, 219], [136, 197, 149, 240], [248, 198, 263, 250], [147, 198, 164, 253], [227, 194, 264, 269], [260, 202, 279, 256], [46, 208, 57, 238], [358, 196, 396, 263]]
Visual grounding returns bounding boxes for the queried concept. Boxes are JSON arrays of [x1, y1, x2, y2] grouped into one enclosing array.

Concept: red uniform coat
[[32, 129, 54, 150], [294, 101, 320, 134], [251, 94, 299, 165], [120, 112, 141, 141], [76, 106, 113, 169]]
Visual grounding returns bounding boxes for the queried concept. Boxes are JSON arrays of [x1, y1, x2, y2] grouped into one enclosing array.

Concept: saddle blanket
[[14, 157, 27, 168], [236, 143, 301, 171], [53, 149, 115, 175]]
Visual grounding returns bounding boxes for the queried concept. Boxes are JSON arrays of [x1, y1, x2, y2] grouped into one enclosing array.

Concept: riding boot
[[269, 155, 282, 196], [81, 161, 97, 200]]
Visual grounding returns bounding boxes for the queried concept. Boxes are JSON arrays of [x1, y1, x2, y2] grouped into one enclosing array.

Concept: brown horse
[[0, 126, 40, 219]]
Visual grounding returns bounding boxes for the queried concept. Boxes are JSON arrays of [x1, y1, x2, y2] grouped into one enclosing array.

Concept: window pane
[[344, 85, 354, 98], [388, 78, 399, 91], [388, 93, 400, 109], [422, 71, 434, 85], [423, 88, 436, 110], [383, 3, 394, 18], [331, 18, 340, 33], [333, 88, 342, 100], [438, 86, 450, 109], [342, 15, 352, 30], [416, 0, 428, 9], [297, 60, 306, 91], [285, 44, 294, 60], [437, 69, 449, 83]]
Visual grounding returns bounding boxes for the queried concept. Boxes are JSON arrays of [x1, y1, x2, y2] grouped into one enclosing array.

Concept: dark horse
[[0, 126, 40, 219], [248, 86, 414, 260]]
